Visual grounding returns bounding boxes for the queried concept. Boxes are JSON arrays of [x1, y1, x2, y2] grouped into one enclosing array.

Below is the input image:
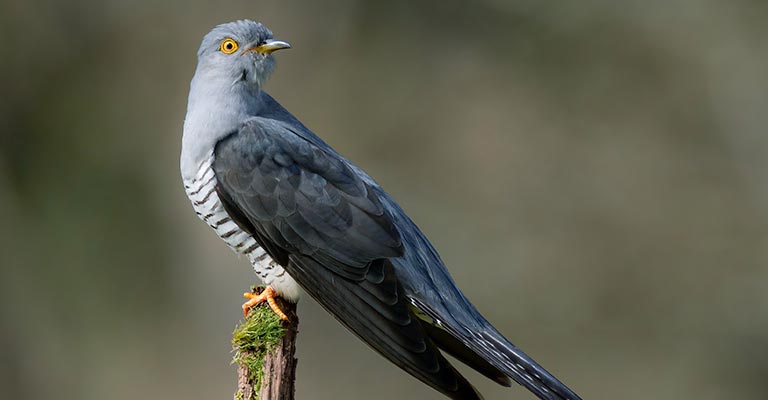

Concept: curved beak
[[245, 39, 292, 55]]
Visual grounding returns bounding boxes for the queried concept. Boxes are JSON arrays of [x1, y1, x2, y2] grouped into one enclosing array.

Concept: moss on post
[[232, 287, 298, 400], [232, 304, 286, 389]]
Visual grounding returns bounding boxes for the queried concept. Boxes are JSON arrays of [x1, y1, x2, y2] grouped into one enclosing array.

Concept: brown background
[[2, 1, 767, 399]]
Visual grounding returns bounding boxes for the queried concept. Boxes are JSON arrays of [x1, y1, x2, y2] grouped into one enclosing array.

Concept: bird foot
[[242, 286, 289, 321]]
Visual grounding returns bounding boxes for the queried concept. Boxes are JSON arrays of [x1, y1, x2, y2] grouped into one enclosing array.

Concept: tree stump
[[232, 287, 298, 400]]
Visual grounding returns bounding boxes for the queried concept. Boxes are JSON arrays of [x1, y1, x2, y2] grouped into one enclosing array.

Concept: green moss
[[232, 293, 287, 398]]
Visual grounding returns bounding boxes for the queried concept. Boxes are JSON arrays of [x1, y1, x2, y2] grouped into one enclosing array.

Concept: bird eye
[[220, 38, 239, 54]]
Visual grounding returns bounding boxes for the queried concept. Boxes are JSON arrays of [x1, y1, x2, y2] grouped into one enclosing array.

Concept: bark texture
[[234, 288, 299, 400]]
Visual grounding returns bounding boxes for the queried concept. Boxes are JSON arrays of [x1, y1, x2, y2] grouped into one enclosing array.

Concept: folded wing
[[213, 117, 481, 399]]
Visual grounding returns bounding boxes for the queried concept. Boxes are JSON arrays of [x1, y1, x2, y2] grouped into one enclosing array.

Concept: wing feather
[[213, 118, 481, 399]]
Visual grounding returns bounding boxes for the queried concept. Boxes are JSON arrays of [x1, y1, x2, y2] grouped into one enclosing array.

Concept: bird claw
[[242, 286, 289, 321]]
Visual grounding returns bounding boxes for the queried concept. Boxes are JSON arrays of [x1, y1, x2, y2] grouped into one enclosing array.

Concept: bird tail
[[411, 299, 581, 400], [460, 327, 582, 400]]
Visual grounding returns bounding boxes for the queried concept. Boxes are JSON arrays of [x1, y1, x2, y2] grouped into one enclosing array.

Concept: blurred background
[[2, 0, 767, 399]]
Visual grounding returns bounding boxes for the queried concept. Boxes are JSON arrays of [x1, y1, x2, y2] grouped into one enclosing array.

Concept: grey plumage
[[182, 20, 582, 400]]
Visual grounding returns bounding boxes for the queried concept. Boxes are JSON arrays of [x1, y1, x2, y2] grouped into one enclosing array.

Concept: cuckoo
[[180, 20, 582, 400]]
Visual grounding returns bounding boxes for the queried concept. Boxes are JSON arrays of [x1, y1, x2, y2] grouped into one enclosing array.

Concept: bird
[[181, 20, 582, 400]]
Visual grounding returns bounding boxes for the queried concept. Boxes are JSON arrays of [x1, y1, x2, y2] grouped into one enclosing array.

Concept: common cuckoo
[[181, 20, 581, 400]]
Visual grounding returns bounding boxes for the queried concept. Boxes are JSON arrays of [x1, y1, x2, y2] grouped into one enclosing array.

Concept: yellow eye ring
[[220, 38, 239, 54]]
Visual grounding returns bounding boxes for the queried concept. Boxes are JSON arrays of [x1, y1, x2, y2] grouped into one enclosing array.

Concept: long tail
[[463, 328, 582, 400], [412, 299, 582, 400]]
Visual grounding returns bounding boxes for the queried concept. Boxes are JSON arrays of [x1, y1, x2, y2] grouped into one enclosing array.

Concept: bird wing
[[212, 117, 481, 400]]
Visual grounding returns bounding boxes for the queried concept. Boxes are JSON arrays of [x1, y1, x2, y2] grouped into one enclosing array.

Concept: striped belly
[[183, 154, 300, 301]]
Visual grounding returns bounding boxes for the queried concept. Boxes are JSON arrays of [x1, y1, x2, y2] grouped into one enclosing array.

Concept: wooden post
[[233, 288, 299, 400]]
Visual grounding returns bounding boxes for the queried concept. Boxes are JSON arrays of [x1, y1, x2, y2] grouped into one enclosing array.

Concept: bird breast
[[183, 151, 301, 301]]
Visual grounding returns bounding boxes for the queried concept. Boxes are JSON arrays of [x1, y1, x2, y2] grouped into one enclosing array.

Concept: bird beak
[[245, 39, 292, 55]]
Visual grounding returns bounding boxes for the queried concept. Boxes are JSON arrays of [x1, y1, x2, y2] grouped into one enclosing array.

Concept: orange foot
[[242, 286, 289, 321]]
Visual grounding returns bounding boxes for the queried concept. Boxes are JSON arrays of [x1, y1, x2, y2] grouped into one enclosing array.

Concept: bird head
[[194, 20, 290, 90]]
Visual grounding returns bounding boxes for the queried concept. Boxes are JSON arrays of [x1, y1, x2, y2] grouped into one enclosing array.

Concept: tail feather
[[411, 298, 581, 400], [464, 330, 582, 400], [422, 321, 512, 387]]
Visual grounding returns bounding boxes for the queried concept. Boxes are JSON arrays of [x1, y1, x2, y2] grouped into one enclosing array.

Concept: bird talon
[[241, 286, 289, 321]]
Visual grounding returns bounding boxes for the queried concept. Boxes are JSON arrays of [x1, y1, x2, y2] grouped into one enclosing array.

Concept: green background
[[2, 1, 767, 399]]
